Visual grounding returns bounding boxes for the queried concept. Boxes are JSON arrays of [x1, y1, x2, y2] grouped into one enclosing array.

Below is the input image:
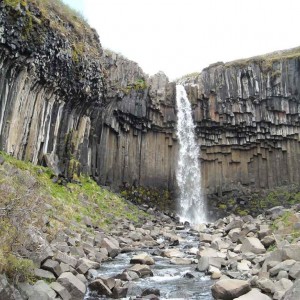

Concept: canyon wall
[[0, 1, 177, 190], [0, 1, 300, 198], [182, 57, 300, 194]]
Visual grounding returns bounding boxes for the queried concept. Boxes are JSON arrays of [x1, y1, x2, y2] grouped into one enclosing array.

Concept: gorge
[[1, 1, 300, 211], [1, 1, 300, 300]]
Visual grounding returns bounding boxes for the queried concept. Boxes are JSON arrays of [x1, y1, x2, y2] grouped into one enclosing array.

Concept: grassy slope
[[0, 151, 148, 281]]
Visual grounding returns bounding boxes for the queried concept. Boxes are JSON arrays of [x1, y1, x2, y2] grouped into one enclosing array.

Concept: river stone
[[283, 278, 300, 300], [89, 279, 112, 297], [162, 249, 184, 258], [234, 288, 272, 300], [129, 264, 153, 277], [76, 258, 100, 274], [211, 279, 251, 299], [240, 237, 266, 254], [199, 233, 213, 242], [50, 282, 71, 300], [196, 256, 209, 272], [57, 272, 86, 300], [101, 237, 120, 258], [130, 252, 155, 265], [170, 257, 192, 265], [269, 260, 296, 276]]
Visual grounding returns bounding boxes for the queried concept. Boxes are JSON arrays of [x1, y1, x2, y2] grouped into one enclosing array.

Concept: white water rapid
[[176, 84, 206, 224]]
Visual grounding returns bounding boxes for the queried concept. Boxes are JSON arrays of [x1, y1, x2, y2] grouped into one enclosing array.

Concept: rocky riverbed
[[2, 202, 300, 300]]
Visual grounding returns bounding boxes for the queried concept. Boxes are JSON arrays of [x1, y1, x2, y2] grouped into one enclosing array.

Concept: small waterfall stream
[[176, 85, 206, 224]]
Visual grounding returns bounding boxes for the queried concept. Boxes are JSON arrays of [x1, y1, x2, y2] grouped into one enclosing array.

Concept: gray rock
[[234, 288, 272, 300], [76, 258, 100, 274], [55, 251, 78, 268], [282, 244, 300, 261], [32, 280, 56, 299], [34, 268, 56, 280], [57, 272, 86, 300], [225, 219, 244, 232], [256, 278, 275, 294], [101, 237, 120, 258], [283, 278, 300, 300], [89, 279, 112, 297], [277, 270, 289, 280], [0, 275, 23, 300], [196, 256, 209, 272], [42, 259, 62, 277], [130, 252, 155, 265], [170, 257, 192, 265], [129, 264, 153, 277], [266, 206, 285, 219], [240, 237, 266, 254], [269, 260, 296, 276], [50, 282, 71, 300], [289, 261, 300, 279], [211, 279, 251, 299]]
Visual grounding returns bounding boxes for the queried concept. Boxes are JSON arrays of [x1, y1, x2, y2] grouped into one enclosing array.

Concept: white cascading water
[[176, 84, 206, 224]]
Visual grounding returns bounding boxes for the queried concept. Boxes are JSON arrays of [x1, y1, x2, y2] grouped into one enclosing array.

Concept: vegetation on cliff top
[[225, 46, 300, 69], [3, 0, 101, 61]]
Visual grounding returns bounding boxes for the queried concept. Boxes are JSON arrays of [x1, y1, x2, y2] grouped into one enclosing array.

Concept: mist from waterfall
[[175, 84, 206, 224]]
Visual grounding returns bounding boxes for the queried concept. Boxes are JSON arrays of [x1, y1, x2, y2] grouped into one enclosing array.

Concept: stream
[[85, 228, 214, 299]]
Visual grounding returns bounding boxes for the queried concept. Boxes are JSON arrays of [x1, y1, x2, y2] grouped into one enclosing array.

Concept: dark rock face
[[0, 2, 177, 190], [182, 59, 300, 195], [0, 2, 300, 200]]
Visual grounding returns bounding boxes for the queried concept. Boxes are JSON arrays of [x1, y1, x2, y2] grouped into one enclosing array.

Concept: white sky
[[65, 0, 300, 80]]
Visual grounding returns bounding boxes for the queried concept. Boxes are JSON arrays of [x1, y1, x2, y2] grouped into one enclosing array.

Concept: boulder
[[50, 282, 71, 300], [42, 259, 62, 277], [89, 279, 112, 297], [170, 258, 192, 265], [76, 258, 100, 274], [0, 275, 23, 300], [34, 268, 56, 280], [289, 262, 300, 279], [240, 237, 266, 254], [57, 272, 86, 300], [224, 219, 244, 232], [269, 260, 296, 276], [129, 264, 153, 277], [282, 244, 300, 261], [256, 278, 275, 294], [162, 249, 184, 258], [197, 256, 209, 272], [101, 237, 120, 258], [211, 279, 251, 299], [130, 253, 155, 265], [234, 288, 272, 300], [55, 251, 78, 268], [32, 280, 56, 299], [283, 278, 300, 300]]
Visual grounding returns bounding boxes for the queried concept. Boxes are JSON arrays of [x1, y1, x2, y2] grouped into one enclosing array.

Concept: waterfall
[[175, 84, 206, 224]]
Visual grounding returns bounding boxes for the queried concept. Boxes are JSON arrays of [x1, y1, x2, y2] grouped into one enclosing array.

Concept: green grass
[[225, 46, 300, 69]]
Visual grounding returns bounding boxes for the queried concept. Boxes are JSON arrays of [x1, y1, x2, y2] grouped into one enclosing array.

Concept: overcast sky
[[63, 0, 300, 80]]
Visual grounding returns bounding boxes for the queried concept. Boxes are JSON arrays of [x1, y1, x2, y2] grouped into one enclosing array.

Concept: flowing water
[[85, 228, 214, 299], [175, 85, 206, 224]]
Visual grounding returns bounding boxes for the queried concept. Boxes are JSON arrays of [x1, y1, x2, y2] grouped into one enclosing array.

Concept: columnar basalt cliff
[[0, 1, 300, 201], [182, 56, 300, 195], [0, 1, 177, 190]]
